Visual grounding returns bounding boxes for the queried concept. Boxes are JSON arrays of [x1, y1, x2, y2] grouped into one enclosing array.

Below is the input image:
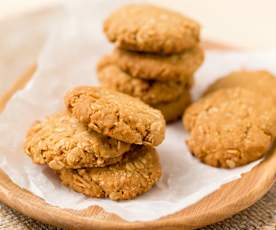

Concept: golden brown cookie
[[183, 87, 276, 168], [97, 63, 191, 104], [98, 46, 203, 81], [154, 90, 191, 123], [204, 70, 276, 104], [65, 86, 165, 146], [103, 4, 200, 54], [24, 112, 132, 170], [57, 145, 161, 201]]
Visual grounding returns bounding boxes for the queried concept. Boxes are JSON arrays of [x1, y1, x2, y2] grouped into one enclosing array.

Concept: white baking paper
[[0, 0, 275, 221]]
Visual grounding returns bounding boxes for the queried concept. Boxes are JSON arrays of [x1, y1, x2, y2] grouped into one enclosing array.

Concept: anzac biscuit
[[103, 4, 200, 54], [58, 145, 161, 200], [24, 112, 131, 170], [154, 90, 191, 123], [65, 86, 165, 146], [97, 63, 191, 104], [204, 70, 276, 103], [98, 46, 203, 81], [183, 88, 276, 168]]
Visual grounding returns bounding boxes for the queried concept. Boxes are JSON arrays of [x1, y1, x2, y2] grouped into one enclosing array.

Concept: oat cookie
[[65, 86, 165, 146], [24, 112, 131, 170], [183, 88, 276, 168], [104, 4, 200, 54], [98, 46, 203, 81], [58, 145, 161, 200], [204, 70, 276, 103], [97, 63, 191, 104], [154, 90, 191, 123]]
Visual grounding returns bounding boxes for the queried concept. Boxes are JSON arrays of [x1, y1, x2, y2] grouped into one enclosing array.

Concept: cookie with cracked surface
[[98, 46, 203, 81], [24, 112, 132, 170], [104, 4, 200, 54], [65, 86, 165, 146], [97, 63, 192, 105], [154, 90, 191, 123], [57, 145, 161, 200], [183, 87, 276, 168], [204, 70, 276, 104]]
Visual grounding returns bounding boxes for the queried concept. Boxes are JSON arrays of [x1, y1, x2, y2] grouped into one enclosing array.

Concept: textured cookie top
[[97, 63, 190, 104], [98, 46, 203, 81], [104, 4, 200, 54], [183, 88, 276, 168], [24, 112, 131, 170], [65, 86, 165, 146], [58, 145, 161, 200], [204, 70, 276, 104]]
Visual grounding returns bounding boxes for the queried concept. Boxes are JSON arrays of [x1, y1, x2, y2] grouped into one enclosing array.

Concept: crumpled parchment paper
[[0, 0, 275, 221]]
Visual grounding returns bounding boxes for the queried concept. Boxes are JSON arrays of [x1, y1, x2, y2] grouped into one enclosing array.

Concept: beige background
[[1, 0, 276, 49], [1, 0, 276, 104]]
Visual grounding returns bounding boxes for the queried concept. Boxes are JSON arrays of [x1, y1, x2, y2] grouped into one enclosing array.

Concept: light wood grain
[[0, 47, 275, 229], [0, 64, 36, 112]]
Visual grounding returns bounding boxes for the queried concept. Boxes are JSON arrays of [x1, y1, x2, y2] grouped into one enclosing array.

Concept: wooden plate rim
[[0, 45, 275, 229]]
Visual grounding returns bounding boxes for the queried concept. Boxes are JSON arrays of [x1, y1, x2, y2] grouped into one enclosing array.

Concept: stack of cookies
[[24, 86, 165, 200], [183, 70, 276, 168], [97, 4, 204, 123]]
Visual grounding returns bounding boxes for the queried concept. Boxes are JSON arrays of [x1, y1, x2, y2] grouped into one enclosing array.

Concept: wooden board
[[0, 50, 275, 230], [0, 5, 274, 229]]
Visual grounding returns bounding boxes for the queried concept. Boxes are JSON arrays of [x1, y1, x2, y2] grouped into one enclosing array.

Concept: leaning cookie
[[154, 90, 191, 123], [183, 87, 276, 168], [24, 112, 132, 170], [204, 70, 276, 103], [57, 145, 161, 201], [97, 63, 191, 105], [104, 4, 200, 54], [65, 86, 165, 146], [98, 46, 203, 81]]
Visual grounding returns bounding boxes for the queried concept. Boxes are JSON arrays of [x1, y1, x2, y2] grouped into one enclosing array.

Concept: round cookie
[[98, 46, 203, 81], [24, 112, 132, 170], [183, 87, 276, 168], [104, 4, 200, 54], [204, 70, 276, 104], [57, 145, 161, 201], [65, 86, 165, 146], [154, 90, 191, 123], [97, 63, 191, 104]]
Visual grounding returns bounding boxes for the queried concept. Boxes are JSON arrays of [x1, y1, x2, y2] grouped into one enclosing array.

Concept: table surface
[[1, 0, 276, 49], [0, 1, 275, 229]]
